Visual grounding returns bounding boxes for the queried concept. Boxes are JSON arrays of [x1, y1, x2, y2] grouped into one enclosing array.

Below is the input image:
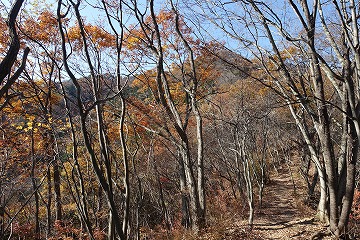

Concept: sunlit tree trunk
[[172, 1, 206, 228], [236, 128, 254, 227], [46, 167, 52, 236], [178, 150, 191, 228]]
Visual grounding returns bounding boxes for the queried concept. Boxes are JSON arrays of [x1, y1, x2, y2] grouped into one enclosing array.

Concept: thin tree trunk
[[193, 105, 205, 229], [0, 0, 30, 100], [179, 152, 190, 228], [180, 145, 200, 232], [120, 95, 130, 237], [156, 170, 171, 231], [53, 159, 62, 221], [30, 131, 40, 239], [59, 76, 95, 239], [108, 211, 115, 240], [46, 167, 52, 237], [237, 131, 254, 227]]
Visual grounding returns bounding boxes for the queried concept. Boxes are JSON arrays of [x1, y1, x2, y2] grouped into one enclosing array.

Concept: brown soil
[[249, 165, 331, 240], [200, 163, 335, 240]]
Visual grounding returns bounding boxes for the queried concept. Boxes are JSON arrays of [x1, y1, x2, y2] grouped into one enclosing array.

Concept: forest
[[1, 0, 360, 239]]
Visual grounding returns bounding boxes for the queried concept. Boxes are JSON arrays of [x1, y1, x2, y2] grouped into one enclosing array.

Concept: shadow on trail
[[247, 167, 329, 239], [255, 173, 300, 225]]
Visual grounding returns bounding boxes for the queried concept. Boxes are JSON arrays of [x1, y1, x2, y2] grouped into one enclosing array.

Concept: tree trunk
[[180, 145, 200, 232], [0, 0, 29, 101], [57, 1, 127, 238], [30, 132, 40, 239], [179, 153, 190, 228], [108, 211, 115, 240], [238, 132, 254, 227], [53, 159, 62, 222], [120, 95, 130, 238], [193, 103, 206, 229], [317, 169, 328, 224], [335, 118, 359, 236], [46, 167, 52, 237]]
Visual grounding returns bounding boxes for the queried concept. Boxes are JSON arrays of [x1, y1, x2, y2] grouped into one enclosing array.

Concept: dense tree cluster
[[0, 0, 359, 239]]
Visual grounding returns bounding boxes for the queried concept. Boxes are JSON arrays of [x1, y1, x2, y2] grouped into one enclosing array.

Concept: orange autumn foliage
[[67, 23, 116, 50], [124, 9, 192, 54], [23, 10, 59, 43], [0, 17, 9, 51]]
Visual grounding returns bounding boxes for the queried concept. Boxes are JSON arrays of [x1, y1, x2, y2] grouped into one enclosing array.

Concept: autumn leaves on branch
[[1, 0, 360, 239]]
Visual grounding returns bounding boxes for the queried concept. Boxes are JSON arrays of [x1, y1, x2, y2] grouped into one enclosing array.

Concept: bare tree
[[191, 0, 360, 237], [122, 0, 208, 231]]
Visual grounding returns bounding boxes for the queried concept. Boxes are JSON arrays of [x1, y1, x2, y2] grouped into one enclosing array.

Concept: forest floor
[[199, 163, 336, 240]]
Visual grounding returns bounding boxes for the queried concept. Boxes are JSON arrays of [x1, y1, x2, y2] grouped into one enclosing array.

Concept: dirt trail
[[252, 166, 326, 239], [224, 165, 331, 240]]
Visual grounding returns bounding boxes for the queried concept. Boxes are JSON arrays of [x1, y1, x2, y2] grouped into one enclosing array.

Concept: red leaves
[[351, 189, 360, 221], [12, 223, 39, 239], [50, 220, 106, 240]]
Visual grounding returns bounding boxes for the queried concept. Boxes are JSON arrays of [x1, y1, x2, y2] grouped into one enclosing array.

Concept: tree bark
[[179, 151, 191, 228], [30, 131, 40, 239], [46, 167, 52, 236], [53, 156, 62, 222], [0, 0, 23, 83], [57, 1, 127, 239]]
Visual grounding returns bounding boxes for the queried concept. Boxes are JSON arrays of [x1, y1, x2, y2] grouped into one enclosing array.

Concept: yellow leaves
[[131, 69, 158, 99], [169, 81, 185, 103], [13, 120, 51, 134], [125, 35, 142, 50], [38, 10, 57, 27], [127, 36, 139, 44], [67, 26, 81, 41], [26, 114, 36, 122], [25, 121, 33, 131]]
